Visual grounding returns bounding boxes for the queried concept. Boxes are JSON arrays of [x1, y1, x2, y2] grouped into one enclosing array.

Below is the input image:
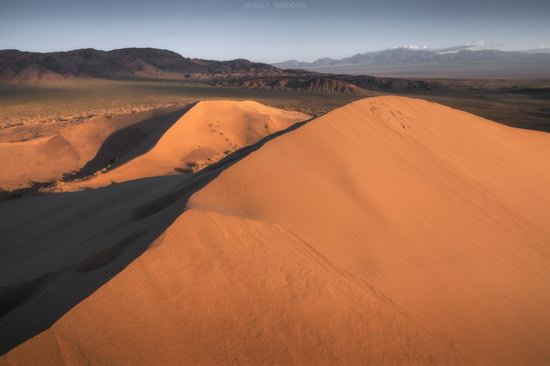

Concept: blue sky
[[1, 0, 549, 62]]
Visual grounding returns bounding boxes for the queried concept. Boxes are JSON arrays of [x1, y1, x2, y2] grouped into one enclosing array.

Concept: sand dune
[[2, 96, 550, 364], [0, 106, 189, 191], [64, 100, 309, 190]]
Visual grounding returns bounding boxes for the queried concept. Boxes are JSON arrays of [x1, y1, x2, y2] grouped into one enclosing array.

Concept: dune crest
[[65, 100, 309, 190], [3, 96, 550, 364]]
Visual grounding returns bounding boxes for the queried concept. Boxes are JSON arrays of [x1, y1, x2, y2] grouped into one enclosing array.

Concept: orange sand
[[3, 96, 550, 365], [0, 107, 186, 190], [65, 100, 309, 190]]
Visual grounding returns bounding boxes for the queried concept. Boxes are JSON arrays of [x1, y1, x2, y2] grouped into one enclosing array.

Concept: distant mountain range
[[273, 49, 550, 78], [0, 47, 445, 94], [0, 48, 289, 82], [2, 47, 548, 93]]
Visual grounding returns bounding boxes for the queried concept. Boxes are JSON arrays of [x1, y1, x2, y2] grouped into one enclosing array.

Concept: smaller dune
[[65, 100, 309, 190], [0, 106, 188, 192]]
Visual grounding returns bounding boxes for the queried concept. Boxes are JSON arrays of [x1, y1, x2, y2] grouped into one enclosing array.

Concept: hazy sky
[[1, 0, 549, 62]]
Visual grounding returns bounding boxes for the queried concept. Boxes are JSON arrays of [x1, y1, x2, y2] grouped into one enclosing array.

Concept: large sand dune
[[2, 96, 550, 364], [64, 100, 309, 190]]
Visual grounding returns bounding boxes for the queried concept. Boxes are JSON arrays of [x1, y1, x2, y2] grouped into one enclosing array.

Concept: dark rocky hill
[[0, 48, 288, 82]]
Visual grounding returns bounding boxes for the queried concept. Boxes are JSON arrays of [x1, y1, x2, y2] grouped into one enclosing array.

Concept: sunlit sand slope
[[3, 96, 550, 365], [67, 100, 309, 190]]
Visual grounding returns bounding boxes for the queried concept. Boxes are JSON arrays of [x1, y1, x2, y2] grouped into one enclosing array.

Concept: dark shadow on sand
[[66, 102, 198, 180], [0, 115, 314, 355]]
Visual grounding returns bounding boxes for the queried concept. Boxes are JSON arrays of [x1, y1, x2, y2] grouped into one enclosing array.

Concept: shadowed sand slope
[[64, 100, 309, 190], [0, 115, 311, 356], [3, 96, 550, 365]]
